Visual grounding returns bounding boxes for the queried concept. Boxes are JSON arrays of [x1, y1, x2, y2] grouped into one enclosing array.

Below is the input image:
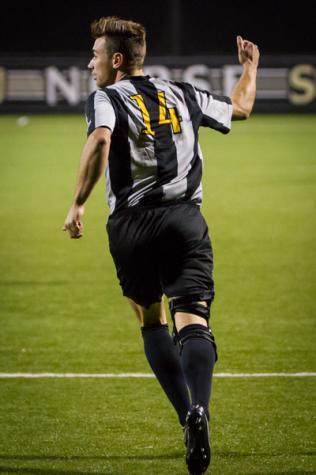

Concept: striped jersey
[[85, 75, 232, 215]]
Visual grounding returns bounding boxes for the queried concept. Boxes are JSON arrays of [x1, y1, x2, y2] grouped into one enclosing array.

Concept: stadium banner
[[0, 55, 315, 113]]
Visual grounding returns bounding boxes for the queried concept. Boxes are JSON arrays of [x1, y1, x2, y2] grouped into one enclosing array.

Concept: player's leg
[[169, 299, 216, 474], [107, 208, 191, 426], [169, 299, 217, 421], [128, 297, 190, 426], [160, 204, 217, 419], [160, 204, 217, 473]]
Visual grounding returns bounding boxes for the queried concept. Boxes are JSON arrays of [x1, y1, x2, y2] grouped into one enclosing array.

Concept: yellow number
[[130, 94, 155, 136], [130, 91, 182, 136], [158, 91, 182, 133]]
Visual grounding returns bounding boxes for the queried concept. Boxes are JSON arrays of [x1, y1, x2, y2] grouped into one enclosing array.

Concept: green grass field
[[0, 114, 315, 475]]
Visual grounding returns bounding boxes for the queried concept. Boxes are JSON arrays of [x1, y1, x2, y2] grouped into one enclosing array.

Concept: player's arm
[[63, 127, 111, 239], [231, 36, 260, 120]]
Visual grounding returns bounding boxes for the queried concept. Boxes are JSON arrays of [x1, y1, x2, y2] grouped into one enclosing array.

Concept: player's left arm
[[231, 36, 260, 120], [63, 127, 111, 239]]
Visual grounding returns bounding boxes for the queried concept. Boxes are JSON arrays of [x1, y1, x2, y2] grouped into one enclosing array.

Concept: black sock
[[141, 324, 190, 426], [178, 324, 216, 419]]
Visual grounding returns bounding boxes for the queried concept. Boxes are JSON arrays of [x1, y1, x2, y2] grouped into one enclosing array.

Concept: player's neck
[[115, 69, 144, 82]]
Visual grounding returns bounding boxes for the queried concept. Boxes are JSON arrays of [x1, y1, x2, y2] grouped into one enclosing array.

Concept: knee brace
[[169, 294, 212, 323], [177, 324, 218, 361], [168, 294, 217, 360]]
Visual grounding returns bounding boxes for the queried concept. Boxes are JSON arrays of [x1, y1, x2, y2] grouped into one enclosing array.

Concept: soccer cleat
[[184, 405, 211, 474]]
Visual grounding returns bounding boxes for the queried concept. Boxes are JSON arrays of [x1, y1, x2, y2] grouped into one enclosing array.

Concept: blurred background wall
[[1, 0, 315, 112]]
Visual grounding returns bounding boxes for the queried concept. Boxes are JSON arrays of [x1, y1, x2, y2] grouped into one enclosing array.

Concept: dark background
[[0, 0, 315, 56]]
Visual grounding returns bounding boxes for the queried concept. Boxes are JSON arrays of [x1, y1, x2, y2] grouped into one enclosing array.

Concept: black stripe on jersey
[[131, 78, 178, 205], [201, 114, 230, 134], [172, 82, 203, 200], [85, 91, 96, 136], [104, 88, 133, 212]]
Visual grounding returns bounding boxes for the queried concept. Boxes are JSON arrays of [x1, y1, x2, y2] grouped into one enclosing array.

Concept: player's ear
[[112, 52, 124, 70]]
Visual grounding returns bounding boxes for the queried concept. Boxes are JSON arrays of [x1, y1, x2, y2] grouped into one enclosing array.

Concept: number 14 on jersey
[[130, 90, 182, 136]]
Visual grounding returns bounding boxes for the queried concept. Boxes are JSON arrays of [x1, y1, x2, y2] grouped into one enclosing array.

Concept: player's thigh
[[107, 210, 163, 308], [128, 298, 167, 327], [160, 205, 214, 300]]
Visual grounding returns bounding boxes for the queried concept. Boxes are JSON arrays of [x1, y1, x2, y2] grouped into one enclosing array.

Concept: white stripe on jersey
[[194, 87, 232, 130], [94, 91, 116, 131]]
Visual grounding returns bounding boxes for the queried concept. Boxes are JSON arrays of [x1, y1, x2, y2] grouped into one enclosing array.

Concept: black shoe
[[184, 405, 210, 474]]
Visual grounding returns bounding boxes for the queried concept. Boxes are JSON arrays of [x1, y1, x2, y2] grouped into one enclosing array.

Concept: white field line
[[0, 372, 315, 379]]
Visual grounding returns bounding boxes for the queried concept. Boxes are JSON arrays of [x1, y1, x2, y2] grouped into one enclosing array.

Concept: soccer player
[[63, 17, 259, 475]]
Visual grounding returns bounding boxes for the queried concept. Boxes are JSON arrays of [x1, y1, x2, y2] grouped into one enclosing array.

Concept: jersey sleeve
[[193, 87, 233, 134], [85, 90, 116, 136]]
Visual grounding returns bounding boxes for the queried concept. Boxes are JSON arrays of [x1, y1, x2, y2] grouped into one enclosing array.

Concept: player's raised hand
[[237, 36, 259, 67], [62, 204, 85, 239]]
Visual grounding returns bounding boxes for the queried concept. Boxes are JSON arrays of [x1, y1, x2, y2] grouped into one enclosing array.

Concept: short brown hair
[[91, 16, 146, 69]]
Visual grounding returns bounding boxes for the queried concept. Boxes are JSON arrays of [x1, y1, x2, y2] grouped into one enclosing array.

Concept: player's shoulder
[[86, 89, 112, 103], [85, 90, 115, 117], [148, 76, 171, 86], [172, 82, 231, 106], [148, 77, 197, 102], [162, 80, 200, 104], [149, 76, 188, 91]]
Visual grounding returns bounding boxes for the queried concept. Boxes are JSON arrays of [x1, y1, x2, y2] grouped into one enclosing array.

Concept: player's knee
[[169, 295, 212, 322], [168, 294, 217, 358]]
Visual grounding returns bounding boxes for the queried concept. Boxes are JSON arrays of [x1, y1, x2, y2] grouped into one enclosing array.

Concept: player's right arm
[[62, 90, 115, 239], [62, 127, 111, 239], [231, 36, 260, 120]]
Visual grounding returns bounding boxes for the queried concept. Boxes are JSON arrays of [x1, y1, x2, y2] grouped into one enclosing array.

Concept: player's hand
[[62, 204, 85, 239], [237, 36, 260, 67]]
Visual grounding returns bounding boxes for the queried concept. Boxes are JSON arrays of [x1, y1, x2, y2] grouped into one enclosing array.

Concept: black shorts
[[106, 203, 214, 308]]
